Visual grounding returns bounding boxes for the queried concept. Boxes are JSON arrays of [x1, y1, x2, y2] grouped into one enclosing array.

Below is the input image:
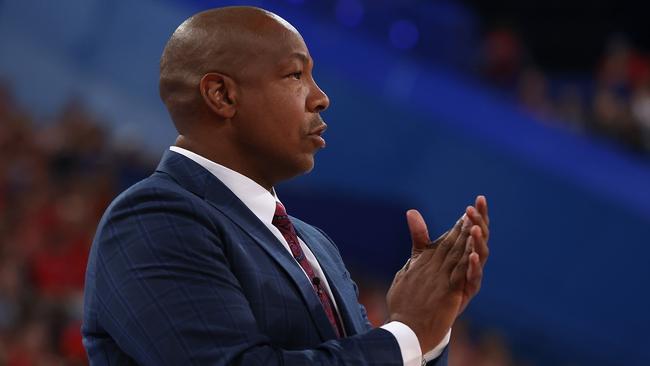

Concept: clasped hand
[[386, 195, 490, 353]]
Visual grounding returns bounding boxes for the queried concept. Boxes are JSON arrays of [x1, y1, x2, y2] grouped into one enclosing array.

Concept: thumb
[[406, 209, 430, 255]]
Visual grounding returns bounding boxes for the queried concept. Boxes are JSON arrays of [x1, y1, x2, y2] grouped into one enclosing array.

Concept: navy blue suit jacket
[[82, 150, 448, 365]]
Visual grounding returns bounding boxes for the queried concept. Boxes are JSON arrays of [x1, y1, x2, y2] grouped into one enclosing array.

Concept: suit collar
[[293, 223, 366, 336], [155, 150, 340, 341], [168, 146, 277, 226]]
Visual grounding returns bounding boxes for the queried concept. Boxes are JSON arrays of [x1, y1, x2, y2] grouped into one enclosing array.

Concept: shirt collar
[[169, 146, 278, 225]]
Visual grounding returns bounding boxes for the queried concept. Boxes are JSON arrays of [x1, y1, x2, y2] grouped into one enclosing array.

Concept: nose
[[307, 79, 330, 113]]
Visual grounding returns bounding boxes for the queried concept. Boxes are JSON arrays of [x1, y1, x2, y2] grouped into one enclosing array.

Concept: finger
[[465, 251, 482, 295], [466, 206, 489, 242], [442, 213, 466, 246], [449, 235, 474, 291], [475, 195, 489, 226], [428, 230, 449, 249], [440, 217, 473, 274], [427, 214, 467, 248], [470, 225, 489, 267], [407, 209, 431, 256], [405, 243, 438, 273], [400, 257, 412, 272], [430, 214, 469, 268]]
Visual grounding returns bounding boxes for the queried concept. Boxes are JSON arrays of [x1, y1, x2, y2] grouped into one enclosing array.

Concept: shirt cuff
[[381, 322, 451, 365], [380, 321, 422, 366], [423, 328, 451, 361]]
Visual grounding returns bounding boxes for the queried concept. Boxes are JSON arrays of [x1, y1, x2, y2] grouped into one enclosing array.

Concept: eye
[[287, 72, 302, 80]]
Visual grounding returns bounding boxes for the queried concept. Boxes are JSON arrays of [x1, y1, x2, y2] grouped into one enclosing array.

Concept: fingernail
[[462, 216, 472, 230]]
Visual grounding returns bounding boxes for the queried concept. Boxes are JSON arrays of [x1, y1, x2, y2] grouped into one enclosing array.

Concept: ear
[[199, 72, 237, 119]]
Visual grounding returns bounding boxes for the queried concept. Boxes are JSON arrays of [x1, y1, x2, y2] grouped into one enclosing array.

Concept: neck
[[175, 134, 276, 192]]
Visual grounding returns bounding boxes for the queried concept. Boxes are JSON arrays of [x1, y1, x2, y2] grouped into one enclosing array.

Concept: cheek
[[272, 80, 306, 105], [242, 83, 309, 145], [270, 87, 308, 132]]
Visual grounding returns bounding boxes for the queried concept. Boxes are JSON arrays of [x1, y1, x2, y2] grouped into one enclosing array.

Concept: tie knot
[[272, 202, 293, 232], [273, 202, 288, 219]]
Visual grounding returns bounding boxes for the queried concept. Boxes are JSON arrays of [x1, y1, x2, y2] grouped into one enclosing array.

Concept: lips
[[307, 123, 327, 148], [308, 123, 327, 136]]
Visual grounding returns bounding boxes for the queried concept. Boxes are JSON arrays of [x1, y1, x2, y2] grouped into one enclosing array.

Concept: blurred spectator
[[631, 81, 650, 150], [597, 35, 633, 98], [517, 66, 554, 120], [5, 314, 61, 366], [556, 84, 587, 132], [482, 26, 524, 89], [448, 320, 480, 366], [592, 87, 641, 148], [0, 255, 24, 332], [474, 330, 515, 366]]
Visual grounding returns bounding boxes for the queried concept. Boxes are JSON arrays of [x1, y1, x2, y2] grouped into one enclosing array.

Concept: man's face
[[231, 26, 330, 184]]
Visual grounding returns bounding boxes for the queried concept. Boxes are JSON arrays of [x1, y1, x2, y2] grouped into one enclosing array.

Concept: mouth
[[308, 123, 328, 136], [307, 123, 327, 148]]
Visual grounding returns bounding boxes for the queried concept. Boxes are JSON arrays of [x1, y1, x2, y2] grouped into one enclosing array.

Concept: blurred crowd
[[0, 82, 529, 365], [0, 83, 153, 365], [483, 29, 650, 154], [292, 1, 650, 156]]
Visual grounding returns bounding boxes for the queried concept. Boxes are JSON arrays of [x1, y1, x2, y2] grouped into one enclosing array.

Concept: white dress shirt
[[169, 146, 449, 365]]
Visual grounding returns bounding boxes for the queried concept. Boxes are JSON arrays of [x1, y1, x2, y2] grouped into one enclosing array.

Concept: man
[[82, 6, 490, 365]]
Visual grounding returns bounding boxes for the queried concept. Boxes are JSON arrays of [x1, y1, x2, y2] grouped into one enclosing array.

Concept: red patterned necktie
[[272, 202, 344, 338]]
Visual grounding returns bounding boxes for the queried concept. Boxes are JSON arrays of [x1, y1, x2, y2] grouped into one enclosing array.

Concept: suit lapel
[[156, 150, 338, 341], [293, 224, 365, 336]]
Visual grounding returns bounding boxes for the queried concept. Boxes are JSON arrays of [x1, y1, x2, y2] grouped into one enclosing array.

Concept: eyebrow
[[289, 52, 311, 64]]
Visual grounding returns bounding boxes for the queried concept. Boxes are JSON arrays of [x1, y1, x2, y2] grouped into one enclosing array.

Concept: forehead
[[262, 25, 309, 62], [266, 11, 300, 37], [221, 12, 311, 82], [244, 25, 310, 74]]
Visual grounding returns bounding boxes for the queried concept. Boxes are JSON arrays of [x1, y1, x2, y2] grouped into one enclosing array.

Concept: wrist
[[390, 318, 445, 353]]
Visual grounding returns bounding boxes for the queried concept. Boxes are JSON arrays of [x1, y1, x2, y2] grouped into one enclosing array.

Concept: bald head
[[159, 6, 302, 129], [159, 6, 329, 188]]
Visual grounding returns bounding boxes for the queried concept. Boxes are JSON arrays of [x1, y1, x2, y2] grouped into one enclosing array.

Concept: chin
[[297, 158, 315, 176], [276, 157, 315, 183], [292, 156, 316, 177]]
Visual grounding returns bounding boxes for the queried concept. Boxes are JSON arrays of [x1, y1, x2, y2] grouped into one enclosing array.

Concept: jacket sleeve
[[83, 186, 403, 366]]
